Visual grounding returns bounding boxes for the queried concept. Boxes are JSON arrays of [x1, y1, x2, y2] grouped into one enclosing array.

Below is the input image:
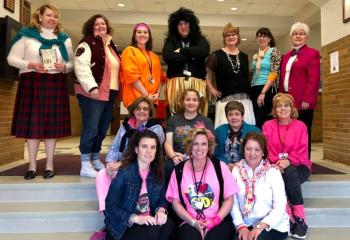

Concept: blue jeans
[[77, 90, 117, 155]]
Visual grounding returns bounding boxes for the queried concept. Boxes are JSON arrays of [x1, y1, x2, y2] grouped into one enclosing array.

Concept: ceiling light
[[117, 3, 125, 7], [231, 7, 238, 10], [241, 38, 247, 41], [217, 0, 224, 2]]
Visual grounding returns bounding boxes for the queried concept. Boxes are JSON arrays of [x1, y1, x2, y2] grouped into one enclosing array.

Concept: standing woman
[[7, 3, 74, 179], [206, 23, 255, 128], [74, 14, 121, 178], [121, 23, 165, 109], [279, 22, 320, 157], [162, 7, 210, 116], [166, 128, 239, 240], [105, 130, 173, 240], [251, 28, 281, 129], [263, 93, 311, 239]]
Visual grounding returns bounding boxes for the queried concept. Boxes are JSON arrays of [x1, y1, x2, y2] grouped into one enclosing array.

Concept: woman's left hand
[[55, 63, 66, 72], [248, 228, 262, 240], [276, 159, 290, 173], [257, 93, 265, 107], [301, 101, 310, 110], [149, 92, 160, 101], [155, 210, 167, 225]]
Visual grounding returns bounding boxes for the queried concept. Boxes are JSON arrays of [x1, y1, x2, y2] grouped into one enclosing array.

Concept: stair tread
[[0, 201, 98, 213], [0, 232, 91, 240], [304, 198, 350, 208]]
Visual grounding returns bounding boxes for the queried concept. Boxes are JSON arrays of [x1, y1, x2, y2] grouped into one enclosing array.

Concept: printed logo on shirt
[[136, 193, 150, 215], [185, 182, 215, 211], [75, 47, 85, 57]]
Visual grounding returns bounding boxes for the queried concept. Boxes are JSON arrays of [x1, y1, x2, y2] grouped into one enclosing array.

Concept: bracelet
[[237, 225, 247, 231]]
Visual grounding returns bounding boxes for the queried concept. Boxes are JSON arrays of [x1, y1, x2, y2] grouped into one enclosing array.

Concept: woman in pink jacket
[[262, 93, 311, 240]]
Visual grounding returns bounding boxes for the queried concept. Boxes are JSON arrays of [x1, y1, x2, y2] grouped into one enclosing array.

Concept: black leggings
[[282, 165, 311, 205], [176, 217, 235, 240], [106, 218, 174, 240], [251, 85, 275, 129]]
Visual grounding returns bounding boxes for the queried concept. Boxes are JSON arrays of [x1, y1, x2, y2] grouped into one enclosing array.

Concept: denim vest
[[251, 47, 274, 86], [104, 162, 167, 240]]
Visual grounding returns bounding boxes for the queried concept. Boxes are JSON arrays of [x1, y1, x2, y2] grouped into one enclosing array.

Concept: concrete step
[[302, 180, 350, 198], [1, 228, 350, 240], [304, 198, 350, 227], [0, 176, 97, 202], [0, 201, 103, 233]]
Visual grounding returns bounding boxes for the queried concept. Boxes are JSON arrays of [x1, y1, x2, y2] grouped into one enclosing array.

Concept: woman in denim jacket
[[105, 130, 174, 240]]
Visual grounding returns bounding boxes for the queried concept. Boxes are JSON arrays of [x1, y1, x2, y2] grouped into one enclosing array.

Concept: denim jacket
[[104, 162, 167, 240]]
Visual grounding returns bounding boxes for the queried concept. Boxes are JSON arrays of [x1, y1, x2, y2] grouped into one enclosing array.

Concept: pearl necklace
[[224, 48, 240, 74]]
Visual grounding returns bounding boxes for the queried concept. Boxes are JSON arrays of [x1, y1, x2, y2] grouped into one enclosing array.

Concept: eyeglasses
[[276, 104, 291, 109], [224, 33, 237, 38], [292, 32, 306, 36], [135, 106, 150, 112]]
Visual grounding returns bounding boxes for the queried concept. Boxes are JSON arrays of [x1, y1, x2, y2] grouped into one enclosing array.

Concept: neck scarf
[[11, 27, 69, 61], [238, 159, 273, 216]]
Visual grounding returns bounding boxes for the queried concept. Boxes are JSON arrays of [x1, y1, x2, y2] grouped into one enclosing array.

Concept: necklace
[[224, 49, 240, 74], [137, 47, 154, 84]]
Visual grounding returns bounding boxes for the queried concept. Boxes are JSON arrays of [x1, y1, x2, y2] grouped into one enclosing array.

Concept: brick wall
[[0, 80, 24, 165], [312, 93, 322, 142], [322, 35, 350, 165], [0, 79, 82, 166]]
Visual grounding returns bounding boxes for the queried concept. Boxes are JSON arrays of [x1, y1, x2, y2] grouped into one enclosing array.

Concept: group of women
[[7, 2, 318, 240]]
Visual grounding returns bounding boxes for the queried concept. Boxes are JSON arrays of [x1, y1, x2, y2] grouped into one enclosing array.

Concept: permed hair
[[165, 7, 204, 45], [82, 14, 113, 37], [184, 128, 216, 157], [290, 22, 310, 36]]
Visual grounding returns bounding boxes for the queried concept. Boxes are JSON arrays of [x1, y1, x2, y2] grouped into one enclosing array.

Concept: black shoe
[[24, 170, 36, 180], [43, 170, 55, 179], [290, 218, 308, 239]]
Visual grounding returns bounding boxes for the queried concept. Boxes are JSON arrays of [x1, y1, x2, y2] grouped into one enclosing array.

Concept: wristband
[[206, 215, 222, 232], [237, 225, 248, 231]]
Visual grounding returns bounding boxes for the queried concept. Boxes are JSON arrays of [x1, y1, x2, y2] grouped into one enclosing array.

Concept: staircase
[[0, 175, 350, 240]]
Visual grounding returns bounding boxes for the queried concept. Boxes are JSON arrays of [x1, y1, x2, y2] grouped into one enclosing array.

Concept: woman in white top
[[231, 132, 289, 240], [7, 3, 74, 180]]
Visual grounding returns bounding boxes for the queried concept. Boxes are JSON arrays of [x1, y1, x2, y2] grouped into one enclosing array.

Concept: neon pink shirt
[[166, 159, 239, 220], [135, 169, 150, 216]]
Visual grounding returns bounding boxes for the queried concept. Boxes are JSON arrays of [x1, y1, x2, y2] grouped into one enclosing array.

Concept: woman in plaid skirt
[[7, 3, 74, 180]]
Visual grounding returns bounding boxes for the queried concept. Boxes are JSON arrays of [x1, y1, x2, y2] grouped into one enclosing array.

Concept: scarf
[[238, 159, 274, 217], [119, 117, 163, 152], [224, 126, 243, 163], [11, 27, 70, 62]]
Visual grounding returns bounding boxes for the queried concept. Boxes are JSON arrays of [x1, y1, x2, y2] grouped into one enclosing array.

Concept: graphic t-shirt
[[166, 160, 239, 220], [135, 169, 150, 216]]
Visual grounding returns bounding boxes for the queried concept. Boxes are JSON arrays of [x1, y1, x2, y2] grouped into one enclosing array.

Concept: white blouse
[[7, 27, 74, 75], [231, 160, 289, 233]]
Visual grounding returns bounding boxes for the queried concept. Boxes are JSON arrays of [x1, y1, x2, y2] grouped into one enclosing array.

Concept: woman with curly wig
[[162, 7, 210, 116]]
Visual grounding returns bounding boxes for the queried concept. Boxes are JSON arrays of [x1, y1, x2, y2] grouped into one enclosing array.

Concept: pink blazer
[[278, 45, 320, 110]]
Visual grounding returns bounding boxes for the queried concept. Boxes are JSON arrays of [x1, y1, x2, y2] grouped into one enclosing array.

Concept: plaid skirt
[[11, 72, 71, 139]]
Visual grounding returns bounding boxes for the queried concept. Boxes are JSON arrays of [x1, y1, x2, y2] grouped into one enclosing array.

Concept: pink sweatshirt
[[262, 119, 311, 170]]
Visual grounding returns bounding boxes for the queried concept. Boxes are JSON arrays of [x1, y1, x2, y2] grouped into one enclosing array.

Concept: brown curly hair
[[184, 128, 216, 157]]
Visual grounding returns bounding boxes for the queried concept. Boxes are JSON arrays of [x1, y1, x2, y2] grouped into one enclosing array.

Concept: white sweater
[[7, 27, 74, 75]]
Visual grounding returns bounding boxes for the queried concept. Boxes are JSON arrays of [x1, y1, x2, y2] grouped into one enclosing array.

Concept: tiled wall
[[322, 35, 350, 165]]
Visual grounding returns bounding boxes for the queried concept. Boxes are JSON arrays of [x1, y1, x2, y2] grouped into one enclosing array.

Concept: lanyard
[[137, 48, 153, 75], [277, 119, 291, 151], [191, 157, 208, 220]]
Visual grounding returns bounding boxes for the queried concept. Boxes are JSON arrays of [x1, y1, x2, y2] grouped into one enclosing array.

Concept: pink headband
[[134, 23, 150, 31]]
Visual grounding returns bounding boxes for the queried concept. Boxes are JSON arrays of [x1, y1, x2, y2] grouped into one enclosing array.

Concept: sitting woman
[[262, 93, 311, 240], [166, 128, 239, 240], [164, 89, 214, 180], [105, 130, 173, 240], [231, 132, 289, 240], [214, 101, 260, 171], [96, 97, 164, 212]]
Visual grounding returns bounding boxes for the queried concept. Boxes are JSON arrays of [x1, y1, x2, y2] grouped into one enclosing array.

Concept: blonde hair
[[223, 23, 240, 45], [30, 3, 62, 34], [272, 93, 299, 119], [184, 128, 216, 157]]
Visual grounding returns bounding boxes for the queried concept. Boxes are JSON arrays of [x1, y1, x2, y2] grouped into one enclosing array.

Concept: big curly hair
[[165, 7, 203, 45]]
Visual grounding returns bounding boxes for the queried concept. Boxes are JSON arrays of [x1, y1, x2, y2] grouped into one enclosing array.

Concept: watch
[[255, 224, 263, 230]]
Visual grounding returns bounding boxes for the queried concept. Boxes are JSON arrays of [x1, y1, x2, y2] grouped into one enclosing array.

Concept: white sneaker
[[80, 161, 97, 178], [92, 159, 105, 170]]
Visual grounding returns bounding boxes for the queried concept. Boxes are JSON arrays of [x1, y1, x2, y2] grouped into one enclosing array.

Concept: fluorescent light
[[231, 7, 238, 10], [117, 3, 125, 7], [217, 0, 225, 2], [241, 38, 247, 41]]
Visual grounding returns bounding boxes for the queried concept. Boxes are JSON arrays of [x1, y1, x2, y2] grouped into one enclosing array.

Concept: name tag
[[279, 153, 289, 159], [183, 70, 192, 76]]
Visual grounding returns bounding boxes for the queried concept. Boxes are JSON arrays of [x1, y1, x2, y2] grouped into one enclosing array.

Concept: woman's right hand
[[90, 88, 99, 99], [238, 227, 250, 240], [171, 152, 185, 166], [208, 87, 222, 98], [132, 215, 158, 226], [193, 220, 206, 239], [28, 62, 47, 73]]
